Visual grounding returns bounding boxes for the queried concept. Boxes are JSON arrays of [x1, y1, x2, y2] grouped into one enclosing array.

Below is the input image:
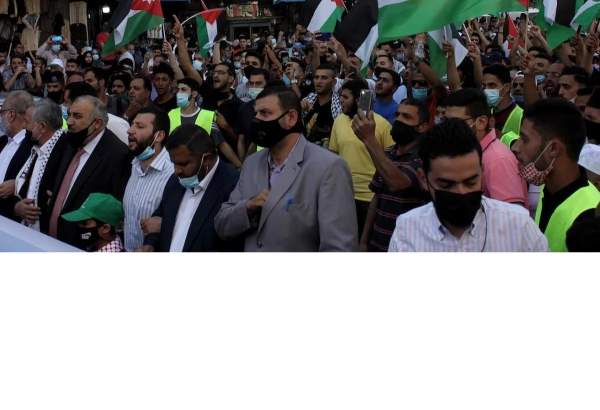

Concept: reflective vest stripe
[[535, 183, 600, 252], [168, 107, 215, 135]]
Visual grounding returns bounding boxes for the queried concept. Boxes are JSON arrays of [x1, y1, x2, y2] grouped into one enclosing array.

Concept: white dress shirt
[[123, 148, 174, 251], [67, 130, 104, 197], [169, 157, 219, 252], [0, 129, 27, 181], [388, 196, 549, 252]]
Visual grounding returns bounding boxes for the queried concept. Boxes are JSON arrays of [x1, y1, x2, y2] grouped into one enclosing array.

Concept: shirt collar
[[267, 135, 302, 170], [133, 147, 171, 175], [9, 128, 27, 144], [479, 129, 497, 152], [192, 157, 219, 195], [83, 129, 104, 155]]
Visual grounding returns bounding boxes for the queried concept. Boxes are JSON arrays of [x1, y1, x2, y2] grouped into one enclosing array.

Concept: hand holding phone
[[357, 89, 373, 116]]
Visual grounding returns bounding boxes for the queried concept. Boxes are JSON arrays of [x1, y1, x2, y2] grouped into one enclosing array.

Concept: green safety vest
[[62, 118, 67, 129], [500, 105, 523, 148], [168, 107, 215, 135], [534, 182, 600, 252]]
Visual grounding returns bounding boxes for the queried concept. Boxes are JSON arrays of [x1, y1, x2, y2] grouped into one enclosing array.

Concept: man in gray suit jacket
[[214, 86, 358, 251]]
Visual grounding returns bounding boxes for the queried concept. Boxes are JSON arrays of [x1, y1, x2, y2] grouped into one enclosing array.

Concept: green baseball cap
[[62, 193, 124, 227]]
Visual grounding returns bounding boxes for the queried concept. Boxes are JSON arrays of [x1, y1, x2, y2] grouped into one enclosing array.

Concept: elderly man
[[9, 100, 67, 230], [214, 86, 358, 251], [0, 91, 35, 217], [46, 96, 130, 248]]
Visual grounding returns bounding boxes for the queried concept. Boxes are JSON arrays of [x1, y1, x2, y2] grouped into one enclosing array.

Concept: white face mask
[[248, 87, 263, 100], [193, 60, 203, 72]]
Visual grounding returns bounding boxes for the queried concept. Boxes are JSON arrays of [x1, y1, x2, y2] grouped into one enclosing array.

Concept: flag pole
[[463, 22, 472, 44], [180, 2, 211, 27]]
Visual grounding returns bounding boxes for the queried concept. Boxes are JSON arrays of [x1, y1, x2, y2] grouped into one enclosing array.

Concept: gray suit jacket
[[214, 135, 358, 251]]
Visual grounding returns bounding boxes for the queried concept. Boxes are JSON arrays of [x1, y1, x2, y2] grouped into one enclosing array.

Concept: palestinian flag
[[428, 25, 469, 77], [334, 0, 528, 69], [196, 8, 224, 57], [535, 0, 585, 49], [502, 13, 522, 56], [571, 0, 600, 30], [102, 0, 164, 56], [305, 0, 346, 33]]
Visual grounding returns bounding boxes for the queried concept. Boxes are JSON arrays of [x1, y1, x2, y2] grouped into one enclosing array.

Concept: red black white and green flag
[[334, 0, 528, 70], [102, 0, 164, 56], [305, 0, 346, 33], [196, 8, 224, 57]]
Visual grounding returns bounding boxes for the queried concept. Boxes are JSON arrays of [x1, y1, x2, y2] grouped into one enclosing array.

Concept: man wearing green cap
[[61, 192, 125, 252]]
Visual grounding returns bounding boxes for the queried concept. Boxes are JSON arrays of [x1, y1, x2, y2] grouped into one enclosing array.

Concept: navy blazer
[[0, 132, 34, 218], [145, 160, 242, 252]]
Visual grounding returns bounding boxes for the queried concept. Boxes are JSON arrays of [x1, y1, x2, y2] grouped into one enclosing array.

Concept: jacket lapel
[[258, 136, 306, 232], [182, 161, 225, 251], [163, 182, 186, 251], [62, 135, 106, 210]]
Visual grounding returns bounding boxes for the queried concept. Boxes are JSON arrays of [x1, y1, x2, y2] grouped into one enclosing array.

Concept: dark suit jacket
[[144, 161, 241, 252], [0, 132, 35, 217], [3, 133, 69, 222], [46, 129, 131, 248]]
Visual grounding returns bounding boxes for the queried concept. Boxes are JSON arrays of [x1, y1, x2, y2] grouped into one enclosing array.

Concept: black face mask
[[47, 90, 63, 104], [243, 66, 253, 79], [67, 120, 95, 148], [585, 119, 600, 141], [250, 111, 300, 148], [391, 121, 420, 146], [78, 225, 100, 251], [25, 129, 33, 140], [430, 184, 482, 229]]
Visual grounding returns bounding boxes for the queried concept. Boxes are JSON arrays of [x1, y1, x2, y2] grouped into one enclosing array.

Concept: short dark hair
[[153, 62, 175, 79], [247, 67, 270, 83], [340, 79, 369, 99], [132, 76, 152, 91], [315, 63, 337, 76], [418, 118, 483, 174], [483, 64, 511, 85], [65, 81, 97, 101], [215, 62, 235, 77], [561, 65, 590, 89], [376, 53, 394, 65], [529, 47, 552, 62], [84, 67, 106, 81], [177, 77, 201, 93], [375, 67, 400, 87], [523, 98, 586, 161], [256, 85, 301, 115], [66, 58, 79, 66], [244, 50, 265, 65], [109, 72, 131, 89], [445, 88, 491, 118], [166, 124, 216, 155], [401, 98, 430, 124], [135, 106, 170, 137]]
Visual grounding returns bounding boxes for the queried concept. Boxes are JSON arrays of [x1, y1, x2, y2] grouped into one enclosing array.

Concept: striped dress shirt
[[388, 196, 549, 252], [123, 148, 174, 252]]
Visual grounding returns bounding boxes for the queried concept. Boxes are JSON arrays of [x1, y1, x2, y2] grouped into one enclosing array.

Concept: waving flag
[[196, 8, 224, 57], [103, 0, 164, 56], [306, 0, 346, 33]]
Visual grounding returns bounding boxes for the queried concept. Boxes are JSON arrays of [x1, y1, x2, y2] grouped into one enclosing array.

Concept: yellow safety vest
[[62, 118, 67, 130], [168, 107, 215, 135], [500, 105, 523, 148], [534, 182, 600, 252]]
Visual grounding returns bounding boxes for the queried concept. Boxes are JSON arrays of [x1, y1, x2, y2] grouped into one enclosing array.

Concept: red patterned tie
[[48, 148, 85, 237]]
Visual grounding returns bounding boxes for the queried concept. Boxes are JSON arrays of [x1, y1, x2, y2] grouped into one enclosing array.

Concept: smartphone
[[357, 89, 373, 116], [316, 32, 332, 42], [52, 35, 62, 43]]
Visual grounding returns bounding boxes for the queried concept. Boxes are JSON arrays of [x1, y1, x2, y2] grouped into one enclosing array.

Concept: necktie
[[18, 151, 38, 199], [48, 148, 85, 237]]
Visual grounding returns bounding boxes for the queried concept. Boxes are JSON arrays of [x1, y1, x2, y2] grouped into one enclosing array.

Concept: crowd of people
[[0, 12, 599, 252]]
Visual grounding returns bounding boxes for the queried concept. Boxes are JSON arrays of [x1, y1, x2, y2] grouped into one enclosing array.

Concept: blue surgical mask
[[512, 94, 525, 106], [61, 104, 68, 120], [135, 134, 158, 161], [248, 87, 263, 100], [434, 115, 443, 125], [192, 60, 203, 72], [412, 88, 428, 102], [176, 92, 190, 108], [282, 74, 291, 87], [178, 153, 208, 190], [51, 44, 61, 53], [484, 88, 501, 107]]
